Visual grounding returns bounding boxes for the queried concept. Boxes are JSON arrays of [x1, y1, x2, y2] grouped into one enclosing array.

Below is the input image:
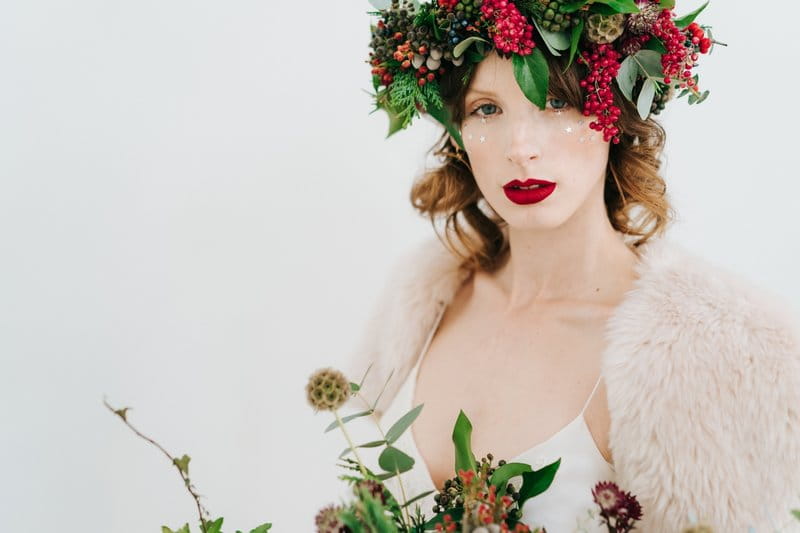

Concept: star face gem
[[479, 135, 486, 143], [564, 126, 573, 134]]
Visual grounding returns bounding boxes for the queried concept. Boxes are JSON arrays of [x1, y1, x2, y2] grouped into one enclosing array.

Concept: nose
[[504, 115, 543, 166]]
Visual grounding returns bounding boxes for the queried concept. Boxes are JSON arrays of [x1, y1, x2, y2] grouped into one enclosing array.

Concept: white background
[[1, 0, 798, 531]]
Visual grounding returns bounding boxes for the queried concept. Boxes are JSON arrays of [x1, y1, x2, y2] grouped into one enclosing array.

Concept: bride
[[346, 1, 800, 531]]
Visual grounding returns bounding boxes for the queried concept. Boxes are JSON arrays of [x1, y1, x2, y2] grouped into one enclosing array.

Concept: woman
[[346, 1, 800, 531]]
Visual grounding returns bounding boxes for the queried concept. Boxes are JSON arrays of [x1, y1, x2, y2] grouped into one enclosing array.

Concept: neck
[[489, 193, 641, 312]]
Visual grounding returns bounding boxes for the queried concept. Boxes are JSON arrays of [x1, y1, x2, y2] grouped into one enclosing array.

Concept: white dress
[[377, 303, 617, 533]]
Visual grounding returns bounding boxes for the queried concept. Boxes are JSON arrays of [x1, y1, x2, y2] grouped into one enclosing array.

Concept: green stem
[[334, 409, 368, 479]]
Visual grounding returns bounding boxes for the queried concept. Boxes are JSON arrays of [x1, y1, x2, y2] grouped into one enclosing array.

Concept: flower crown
[[366, 0, 723, 147]]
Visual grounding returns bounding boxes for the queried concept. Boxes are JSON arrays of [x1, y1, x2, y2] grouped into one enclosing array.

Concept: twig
[[103, 395, 210, 533]]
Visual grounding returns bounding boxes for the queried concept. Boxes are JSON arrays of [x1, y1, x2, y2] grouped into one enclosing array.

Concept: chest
[[410, 302, 614, 489]]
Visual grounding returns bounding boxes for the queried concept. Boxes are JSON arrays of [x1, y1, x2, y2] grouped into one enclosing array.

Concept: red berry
[[426, 72, 435, 81], [418, 78, 426, 86]]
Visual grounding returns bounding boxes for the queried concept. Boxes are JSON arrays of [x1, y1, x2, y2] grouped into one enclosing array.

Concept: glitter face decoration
[[457, 52, 611, 230]]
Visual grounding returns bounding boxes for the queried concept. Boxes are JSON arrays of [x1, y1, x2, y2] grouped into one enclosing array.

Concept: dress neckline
[[407, 302, 614, 491]]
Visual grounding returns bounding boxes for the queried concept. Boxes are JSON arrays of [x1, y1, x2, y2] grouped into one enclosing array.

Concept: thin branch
[[103, 396, 210, 533]]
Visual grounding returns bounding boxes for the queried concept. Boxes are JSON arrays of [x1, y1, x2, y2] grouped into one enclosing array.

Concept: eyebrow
[[465, 87, 497, 97]]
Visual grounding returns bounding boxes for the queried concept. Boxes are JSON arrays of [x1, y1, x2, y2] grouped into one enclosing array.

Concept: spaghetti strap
[[579, 373, 603, 416]]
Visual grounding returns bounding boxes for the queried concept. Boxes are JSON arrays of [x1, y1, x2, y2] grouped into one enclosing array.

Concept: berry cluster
[[651, 10, 698, 90], [539, 0, 579, 32], [480, 0, 536, 55], [578, 43, 623, 144]]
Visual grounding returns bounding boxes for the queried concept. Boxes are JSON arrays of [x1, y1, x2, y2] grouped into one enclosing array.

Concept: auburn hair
[[410, 46, 675, 273]]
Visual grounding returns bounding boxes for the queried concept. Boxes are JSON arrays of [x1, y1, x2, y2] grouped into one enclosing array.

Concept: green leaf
[[453, 36, 489, 59], [637, 78, 657, 119], [564, 17, 584, 71], [615, 56, 639, 102], [658, 0, 675, 9], [513, 48, 549, 110], [378, 446, 415, 474], [641, 36, 668, 54], [674, 0, 708, 29], [590, 0, 640, 13], [249, 524, 272, 533], [325, 409, 374, 433], [489, 462, 533, 496], [350, 382, 360, 393], [451, 410, 478, 474], [694, 89, 710, 104], [339, 509, 366, 533], [339, 439, 388, 459], [531, 17, 568, 56], [385, 404, 423, 443], [516, 458, 561, 508], [560, 0, 588, 13], [425, 96, 464, 150], [205, 518, 224, 533], [371, 368, 395, 410], [173, 454, 190, 476], [161, 525, 190, 533], [402, 489, 436, 509], [792, 509, 800, 520], [360, 491, 399, 533]]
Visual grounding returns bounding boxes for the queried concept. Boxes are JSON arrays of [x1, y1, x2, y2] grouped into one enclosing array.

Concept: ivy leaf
[[453, 36, 489, 59], [515, 458, 561, 509], [616, 55, 639, 102], [637, 78, 657, 119], [674, 0, 708, 29], [385, 404, 424, 443], [325, 409, 374, 433], [173, 454, 190, 476], [564, 17, 584, 71], [590, 0, 640, 13], [378, 446, 415, 474], [452, 410, 478, 474], [513, 48, 549, 110]]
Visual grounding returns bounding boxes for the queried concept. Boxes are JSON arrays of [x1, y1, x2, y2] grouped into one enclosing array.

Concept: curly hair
[[410, 46, 675, 273]]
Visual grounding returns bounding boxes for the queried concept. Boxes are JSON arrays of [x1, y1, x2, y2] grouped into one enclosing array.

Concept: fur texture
[[344, 234, 800, 532]]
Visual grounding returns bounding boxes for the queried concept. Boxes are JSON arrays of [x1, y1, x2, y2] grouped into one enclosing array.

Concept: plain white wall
[[1, 0, 798, 531]]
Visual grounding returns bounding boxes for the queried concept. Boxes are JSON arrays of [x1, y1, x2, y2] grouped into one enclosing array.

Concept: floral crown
[[366, 0, 723, 147]]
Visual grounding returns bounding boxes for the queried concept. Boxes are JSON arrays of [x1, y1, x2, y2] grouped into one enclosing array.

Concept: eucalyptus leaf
[[378, 446, 415, 474], [339, 439, 388, 459], [357, 361, 374, 392], [531, 18, 567, 56], [453, 36, 489, 59], [674, 0, 708, 29], [489, 462, 532, 496], [452, 410, 478, 474], [591, 0, 641, 13], [564, 18, 584, 71], [512, 48, 549, 110], [368, 0, 392, 9], [631, 49, 663, 78], [695, 89, 709, 104], [516, 458, 561, 509], [688, 92, 698, 104], [371, 368, 395, 410], [325, 409, 373, 433], [385, 404, 423, 443], [616, 56, 639, 102], [637, 78, 657, 119], [402, 489, 436, 508]]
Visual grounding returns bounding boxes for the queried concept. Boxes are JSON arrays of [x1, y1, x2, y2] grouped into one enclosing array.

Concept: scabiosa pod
[[306, 367, 351, 412]]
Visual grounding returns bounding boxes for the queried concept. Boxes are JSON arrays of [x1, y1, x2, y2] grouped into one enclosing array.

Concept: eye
[[548, 97, 569, 110], [469, 103, 500, 118]]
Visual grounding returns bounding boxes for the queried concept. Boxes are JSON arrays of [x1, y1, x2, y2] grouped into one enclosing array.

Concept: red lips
[[503, 178, 556, 188], [502, 178, 556, 205]]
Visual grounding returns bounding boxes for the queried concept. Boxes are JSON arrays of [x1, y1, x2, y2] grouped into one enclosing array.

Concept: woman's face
[[460, 52, 610, 229]]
